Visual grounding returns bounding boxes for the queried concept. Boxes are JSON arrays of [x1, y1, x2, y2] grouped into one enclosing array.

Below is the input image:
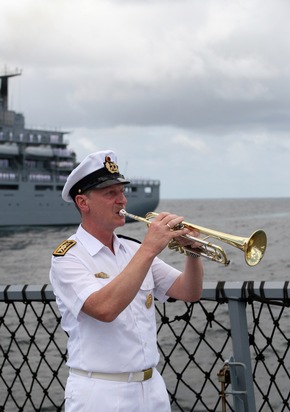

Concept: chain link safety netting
[[1, 283, 290, 411]]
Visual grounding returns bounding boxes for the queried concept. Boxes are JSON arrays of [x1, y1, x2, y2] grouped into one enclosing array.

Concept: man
[[50, 150, 203, 412]]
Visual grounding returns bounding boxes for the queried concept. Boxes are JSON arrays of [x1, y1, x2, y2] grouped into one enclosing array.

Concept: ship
[[0, 69, 160, 227]]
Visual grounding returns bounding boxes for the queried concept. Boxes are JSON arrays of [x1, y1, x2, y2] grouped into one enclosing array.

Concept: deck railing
[[1, 282, 290, 412]]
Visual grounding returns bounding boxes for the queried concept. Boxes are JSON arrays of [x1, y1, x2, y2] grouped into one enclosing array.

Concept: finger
[[163, 215, 184, 230], [151, 211, 170, 223], [169, 227, 189, 238]]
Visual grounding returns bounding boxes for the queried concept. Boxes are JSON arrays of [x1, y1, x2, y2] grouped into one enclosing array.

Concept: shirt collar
[[76, 224, 124, 256]]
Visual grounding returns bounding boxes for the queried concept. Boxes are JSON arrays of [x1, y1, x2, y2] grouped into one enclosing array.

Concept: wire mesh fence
[[1, 282, 290, 412]]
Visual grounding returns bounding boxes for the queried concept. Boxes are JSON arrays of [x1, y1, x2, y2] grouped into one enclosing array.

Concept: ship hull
[[0, 180, 160, 226]]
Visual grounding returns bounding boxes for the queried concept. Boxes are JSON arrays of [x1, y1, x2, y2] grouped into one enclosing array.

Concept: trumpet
[[119, 209, 267, 266]]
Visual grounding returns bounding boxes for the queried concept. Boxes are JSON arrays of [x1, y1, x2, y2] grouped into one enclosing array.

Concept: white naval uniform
[[49, 225, 182, 412]]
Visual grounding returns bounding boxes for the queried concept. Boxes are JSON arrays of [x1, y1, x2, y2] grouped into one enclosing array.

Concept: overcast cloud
[[1, 0, 290, 199]]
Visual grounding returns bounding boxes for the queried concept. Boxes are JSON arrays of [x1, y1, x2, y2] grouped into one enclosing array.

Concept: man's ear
[[75, 194, 89, 211]]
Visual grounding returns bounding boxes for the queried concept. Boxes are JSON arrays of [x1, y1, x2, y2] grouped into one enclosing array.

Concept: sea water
[[1, 197, 289, 283]]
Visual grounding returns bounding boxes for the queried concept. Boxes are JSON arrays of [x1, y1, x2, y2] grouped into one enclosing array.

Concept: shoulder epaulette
[[53, 239, 77, 256], [117, 234, 141, 244]]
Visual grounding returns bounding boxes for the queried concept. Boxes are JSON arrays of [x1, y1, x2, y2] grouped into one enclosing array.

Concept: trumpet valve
[[168, 239, 185, 254]]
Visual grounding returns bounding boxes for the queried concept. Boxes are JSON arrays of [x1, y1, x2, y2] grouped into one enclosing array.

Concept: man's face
[[84, 183, 127, 230]]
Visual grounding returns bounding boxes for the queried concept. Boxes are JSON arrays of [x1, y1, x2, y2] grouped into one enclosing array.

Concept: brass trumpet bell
[[243, 229, 267, 266]]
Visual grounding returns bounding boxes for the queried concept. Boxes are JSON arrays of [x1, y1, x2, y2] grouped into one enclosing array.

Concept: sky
[[1, 0, 290, 199]]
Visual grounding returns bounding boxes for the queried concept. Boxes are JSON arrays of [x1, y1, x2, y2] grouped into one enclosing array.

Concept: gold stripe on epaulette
[[53, 240, 76, 256]]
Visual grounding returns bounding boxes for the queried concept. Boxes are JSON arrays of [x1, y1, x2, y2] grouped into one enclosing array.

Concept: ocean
[[1, 197, 290, 411], [1, 197, 290, 284]]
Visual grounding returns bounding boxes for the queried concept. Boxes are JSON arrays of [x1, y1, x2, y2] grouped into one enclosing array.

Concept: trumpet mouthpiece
[[119, 209, 127, 217]]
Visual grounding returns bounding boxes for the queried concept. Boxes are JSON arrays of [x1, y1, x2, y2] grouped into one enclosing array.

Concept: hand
[[141, 212, 190, 256], [167, 227, 203, 258], [174, 227, 201, 250]]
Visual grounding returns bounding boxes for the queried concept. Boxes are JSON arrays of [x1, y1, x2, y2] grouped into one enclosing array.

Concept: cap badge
[[104, 155, 119, 174]]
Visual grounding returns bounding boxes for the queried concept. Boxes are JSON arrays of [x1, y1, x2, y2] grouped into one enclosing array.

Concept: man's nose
[[118, 190, 127, 203]]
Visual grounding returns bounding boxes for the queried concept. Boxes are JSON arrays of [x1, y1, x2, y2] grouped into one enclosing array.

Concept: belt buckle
[[143, 368, 153, 381]]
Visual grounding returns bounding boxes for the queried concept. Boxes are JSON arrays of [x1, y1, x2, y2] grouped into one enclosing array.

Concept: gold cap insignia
[[104, 155, 119, 174], [53, 240, 76, 256], [95, 272, 110, 279], [145, 293, 153, 309]]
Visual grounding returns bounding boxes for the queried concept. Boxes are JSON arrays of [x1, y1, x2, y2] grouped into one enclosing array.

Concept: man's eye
[[105, 187, 124, 197]]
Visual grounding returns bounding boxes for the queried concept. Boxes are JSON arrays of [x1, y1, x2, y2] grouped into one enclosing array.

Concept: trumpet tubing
[[119, 209, 267, 266]]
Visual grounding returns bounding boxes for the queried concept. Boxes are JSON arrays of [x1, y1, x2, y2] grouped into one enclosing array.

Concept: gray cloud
[[1, 0, 290, 198]]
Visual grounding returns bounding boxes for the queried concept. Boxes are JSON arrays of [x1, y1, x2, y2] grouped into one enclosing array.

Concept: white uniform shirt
[[49, 225, 181, 373]]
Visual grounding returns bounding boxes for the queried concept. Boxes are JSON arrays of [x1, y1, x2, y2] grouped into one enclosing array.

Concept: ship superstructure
[[0, 69, 160, 226]]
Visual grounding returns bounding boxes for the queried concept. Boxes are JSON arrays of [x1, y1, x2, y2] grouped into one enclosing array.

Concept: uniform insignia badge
[[145, 293, 153, 309], [104, 155, 119, 174], [53, 240, 76, 256], [94, 272, 110, 279]]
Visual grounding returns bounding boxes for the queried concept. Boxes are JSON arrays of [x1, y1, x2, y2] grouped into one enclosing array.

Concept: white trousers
[[64, 368, 171, 412]]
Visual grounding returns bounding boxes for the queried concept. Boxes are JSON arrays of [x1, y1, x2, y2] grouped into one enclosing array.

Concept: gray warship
[[0, 69, 160, 227]]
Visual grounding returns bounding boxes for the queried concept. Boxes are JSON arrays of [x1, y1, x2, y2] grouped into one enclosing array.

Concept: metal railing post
[[228, 299, 256, 412]]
